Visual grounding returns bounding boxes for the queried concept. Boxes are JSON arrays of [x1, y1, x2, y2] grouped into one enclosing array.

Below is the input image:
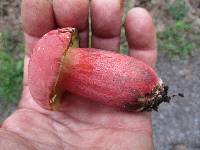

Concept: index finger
[[21, 0, 56, 55], [21, 0, 56, 88], [21, 0, 55, 38]]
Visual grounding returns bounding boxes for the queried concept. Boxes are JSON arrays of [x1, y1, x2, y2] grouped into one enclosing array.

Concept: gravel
[[153, 53, 200, 150], [0, 0, 21, 31]]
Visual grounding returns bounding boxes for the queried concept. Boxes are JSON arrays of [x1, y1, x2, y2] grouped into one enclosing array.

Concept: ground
[[0, 0, 200, 150]]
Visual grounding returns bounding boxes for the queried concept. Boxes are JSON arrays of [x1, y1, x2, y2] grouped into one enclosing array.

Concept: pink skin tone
[[1, 0, 157, 149]]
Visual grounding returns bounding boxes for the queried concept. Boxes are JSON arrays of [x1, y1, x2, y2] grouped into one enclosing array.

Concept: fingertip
[[21, 0, 56, 37], [125, 7, 157, 65], [91, 0, 124, 50], [125, 7, 157, 50], [91, 0, 123, 38], [53, 0, 89, 31], [53, 0, 89, 47]]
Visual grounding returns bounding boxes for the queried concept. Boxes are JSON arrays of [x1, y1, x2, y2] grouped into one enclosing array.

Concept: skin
[[0, 0, 157, 149]]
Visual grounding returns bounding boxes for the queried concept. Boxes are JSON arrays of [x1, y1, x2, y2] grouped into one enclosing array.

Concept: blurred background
[[0, 0, 199, 149]]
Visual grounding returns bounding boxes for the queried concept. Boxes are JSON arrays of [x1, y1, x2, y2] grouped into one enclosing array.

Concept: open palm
[[1, 0, 157, 149]]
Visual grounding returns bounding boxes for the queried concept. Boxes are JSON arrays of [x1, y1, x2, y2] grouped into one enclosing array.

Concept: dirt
[[0, 0, 21, 32], [0, 0, 200, 150]]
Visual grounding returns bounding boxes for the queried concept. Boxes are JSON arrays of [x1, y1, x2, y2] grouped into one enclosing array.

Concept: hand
[[1, 0, 157, 149]]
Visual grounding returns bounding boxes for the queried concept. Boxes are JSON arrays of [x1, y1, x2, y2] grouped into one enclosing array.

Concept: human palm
[[1, 0, 157, 149]]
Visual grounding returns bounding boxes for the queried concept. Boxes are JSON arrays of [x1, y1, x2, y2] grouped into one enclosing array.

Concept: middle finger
[[91, 0, 124, 51], [53, 0, 89, 47]]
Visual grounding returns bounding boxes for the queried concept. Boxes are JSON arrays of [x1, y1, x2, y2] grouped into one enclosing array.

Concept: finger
[[125, 8, 157, 66], [21, 0, 56, 107], [21, 0, 56, 87], [21, 0, 56, 37], [53, 0, 89, 47], [91, 0, 124, 50]]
